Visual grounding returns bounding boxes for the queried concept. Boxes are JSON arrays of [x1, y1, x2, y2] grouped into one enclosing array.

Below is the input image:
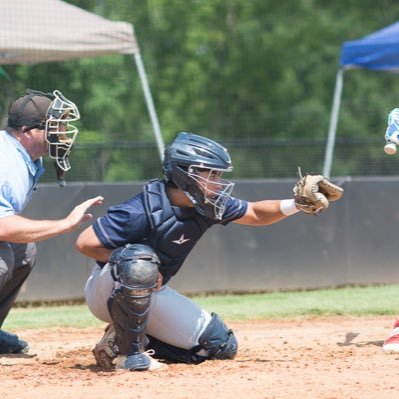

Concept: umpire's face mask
[[44, 90, 80, 187], [45, 90, 80, 173]]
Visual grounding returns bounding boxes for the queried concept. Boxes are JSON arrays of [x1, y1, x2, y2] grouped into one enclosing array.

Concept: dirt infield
[[1, 316, 398, 399]]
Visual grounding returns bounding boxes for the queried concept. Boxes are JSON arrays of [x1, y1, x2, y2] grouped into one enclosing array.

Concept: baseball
[[384, 142, 397, 155]]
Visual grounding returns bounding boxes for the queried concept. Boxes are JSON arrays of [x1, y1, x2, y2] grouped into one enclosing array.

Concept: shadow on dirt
[[337, 332, 383, 347]]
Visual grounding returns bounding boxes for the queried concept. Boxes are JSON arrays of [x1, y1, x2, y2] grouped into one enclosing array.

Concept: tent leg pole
[[134, 53, 165, 162], [323, 68, 344, 178]]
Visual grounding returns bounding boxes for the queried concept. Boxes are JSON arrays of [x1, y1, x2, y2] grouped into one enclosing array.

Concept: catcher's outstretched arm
[[234, 168, 344, 224], [234, 199, 298, 226]]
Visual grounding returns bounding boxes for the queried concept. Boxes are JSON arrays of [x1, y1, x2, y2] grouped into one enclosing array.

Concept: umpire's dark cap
[[7, 89, 52, 130]]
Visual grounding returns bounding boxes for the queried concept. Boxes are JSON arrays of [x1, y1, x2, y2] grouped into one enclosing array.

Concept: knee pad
[[198, 313, 238, 360], [109, 243, 159, 290], [107, 244, 160, 355]]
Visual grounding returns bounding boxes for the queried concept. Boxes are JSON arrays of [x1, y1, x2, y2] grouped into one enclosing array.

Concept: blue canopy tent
[[323, 21, 399, 177]]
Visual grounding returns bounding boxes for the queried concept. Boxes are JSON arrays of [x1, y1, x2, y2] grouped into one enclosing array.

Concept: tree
[[3, 0, 399, 180]]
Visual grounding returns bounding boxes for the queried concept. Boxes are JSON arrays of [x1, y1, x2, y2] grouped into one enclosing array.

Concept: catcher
[[76, 132, 343, 371]]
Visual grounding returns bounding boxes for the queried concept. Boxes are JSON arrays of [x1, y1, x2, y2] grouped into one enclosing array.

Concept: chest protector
[[143, 179, 214, 284]]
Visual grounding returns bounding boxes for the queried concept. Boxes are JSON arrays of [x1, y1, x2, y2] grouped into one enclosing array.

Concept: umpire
[[0, 89, 103, 354]]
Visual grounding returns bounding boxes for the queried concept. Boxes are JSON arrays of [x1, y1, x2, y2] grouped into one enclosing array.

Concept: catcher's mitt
[[92, 323, 118, 369], [293, 168, 343, 215]]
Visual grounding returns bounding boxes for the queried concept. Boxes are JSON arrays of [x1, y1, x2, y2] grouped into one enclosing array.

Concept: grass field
[[4, 284, 399, 329]]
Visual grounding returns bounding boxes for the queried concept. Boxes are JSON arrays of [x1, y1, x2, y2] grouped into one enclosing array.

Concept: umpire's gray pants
[[0, 242, 37, 328]]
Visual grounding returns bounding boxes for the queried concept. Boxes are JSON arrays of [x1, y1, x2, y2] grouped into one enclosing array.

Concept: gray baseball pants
[[0, 242, 37, 327]]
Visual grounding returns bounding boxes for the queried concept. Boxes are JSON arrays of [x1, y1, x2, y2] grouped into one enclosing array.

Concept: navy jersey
[[93, 180, 247, 283]]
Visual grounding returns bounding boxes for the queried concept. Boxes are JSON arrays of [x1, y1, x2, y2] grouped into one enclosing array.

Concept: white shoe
[[115, 350, 165, 371]]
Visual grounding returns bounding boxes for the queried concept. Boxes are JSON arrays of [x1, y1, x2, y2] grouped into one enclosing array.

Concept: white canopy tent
[[0, 0, 165, 160]]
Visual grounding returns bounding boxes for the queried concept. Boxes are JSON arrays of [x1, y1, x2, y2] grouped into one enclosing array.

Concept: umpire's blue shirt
[[0, 130, 45, 218]]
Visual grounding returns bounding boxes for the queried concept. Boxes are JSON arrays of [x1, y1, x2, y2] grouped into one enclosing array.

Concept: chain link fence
[[40, 137, 397, 183]]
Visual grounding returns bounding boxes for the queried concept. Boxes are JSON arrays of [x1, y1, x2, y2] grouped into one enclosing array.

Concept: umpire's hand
[[64, 196, 104, 232]]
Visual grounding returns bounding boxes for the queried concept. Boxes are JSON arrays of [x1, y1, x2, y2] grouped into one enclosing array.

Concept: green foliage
[[2, 1, 399, 179], [0, 67, 9, 80]]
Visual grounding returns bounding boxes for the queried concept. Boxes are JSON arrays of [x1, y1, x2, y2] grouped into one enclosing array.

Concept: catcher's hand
[[92, 323, 118, 369], [293, 168, 343, 215]]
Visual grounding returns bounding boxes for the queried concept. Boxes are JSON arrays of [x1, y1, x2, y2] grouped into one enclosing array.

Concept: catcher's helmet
[[8, 89, 80, 173], [162, 132, 234, 220]]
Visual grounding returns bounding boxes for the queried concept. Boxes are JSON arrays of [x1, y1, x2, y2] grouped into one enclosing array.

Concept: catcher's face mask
[[185, 166, 234, 220], [45, 90, 80, 173]]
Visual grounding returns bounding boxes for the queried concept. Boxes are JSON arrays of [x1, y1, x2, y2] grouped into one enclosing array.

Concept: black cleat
[[0, 330, 29, 354]]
